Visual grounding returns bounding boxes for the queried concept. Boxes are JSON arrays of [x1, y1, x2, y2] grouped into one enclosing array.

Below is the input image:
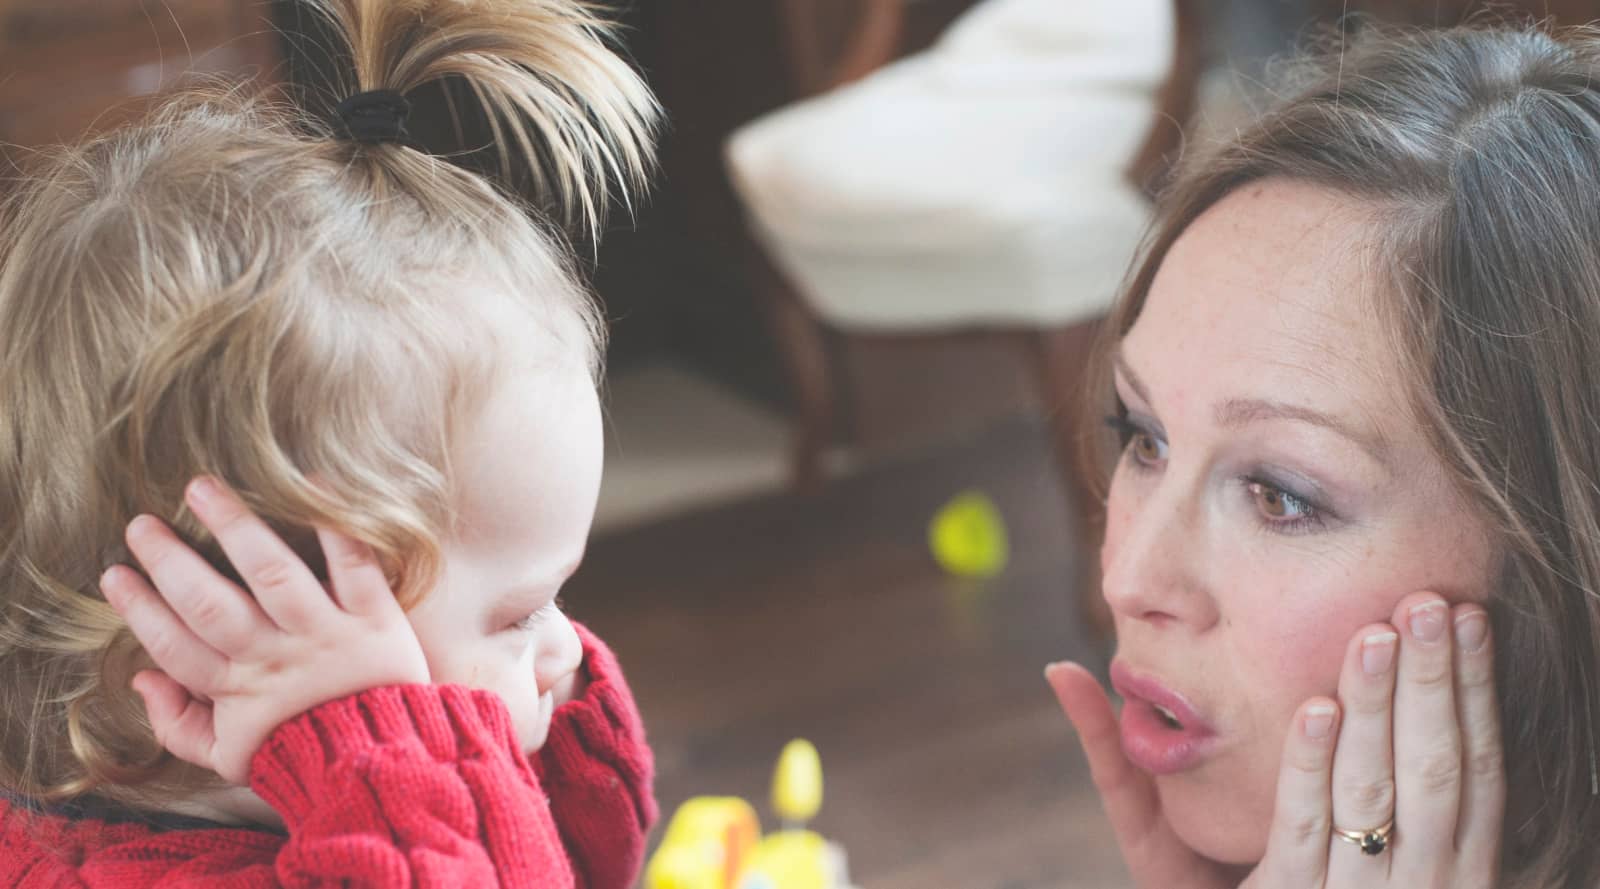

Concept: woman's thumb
[[1046, 662, 1230, 889]]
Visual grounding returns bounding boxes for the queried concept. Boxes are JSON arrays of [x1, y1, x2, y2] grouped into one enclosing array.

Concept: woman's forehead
[[1123, 180, 1406, 425]]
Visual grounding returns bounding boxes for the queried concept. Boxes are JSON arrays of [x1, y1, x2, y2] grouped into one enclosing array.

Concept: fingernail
[[186, 476, 220, 509], [1361, 631, 1398, 675], [1408, 600, 1447, 643], [125, 514, 159, 542], [98, 567, 121, 600], [1454, 612, 1489, 653], [1304, 703, 1336, 739]]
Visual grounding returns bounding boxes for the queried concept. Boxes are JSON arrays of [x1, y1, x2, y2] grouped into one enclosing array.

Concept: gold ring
[[1333, 819, 1394, 855]]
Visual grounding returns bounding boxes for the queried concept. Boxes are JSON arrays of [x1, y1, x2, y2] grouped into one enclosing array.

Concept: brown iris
[[1132, 432, 1163, 464], [1248, 481, 1294, 519]]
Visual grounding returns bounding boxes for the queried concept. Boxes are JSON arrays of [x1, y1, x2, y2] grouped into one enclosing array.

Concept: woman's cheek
[[1244, 573, 1398, 706], [1100, 481, 1136, 580], [1229, 573, 1362, 698]]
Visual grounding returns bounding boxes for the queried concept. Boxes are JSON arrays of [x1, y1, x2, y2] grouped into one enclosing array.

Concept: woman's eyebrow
[[1112, 349, 1152, 404], [1116, 345, 1391, 469], [1215, 397, 1392, 469]]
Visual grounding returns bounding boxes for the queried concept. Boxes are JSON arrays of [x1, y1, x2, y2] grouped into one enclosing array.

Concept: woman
[[1047, 24, 1600, 889]]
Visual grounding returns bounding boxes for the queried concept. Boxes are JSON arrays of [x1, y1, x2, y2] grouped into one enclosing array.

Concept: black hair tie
[[335, 89, 412, 145]]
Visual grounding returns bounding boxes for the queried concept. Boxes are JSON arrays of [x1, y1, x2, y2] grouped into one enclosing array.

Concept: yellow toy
[[929, 489, 1010, 578], [645, 740, 855, 889], [643, 797, 761, 889]]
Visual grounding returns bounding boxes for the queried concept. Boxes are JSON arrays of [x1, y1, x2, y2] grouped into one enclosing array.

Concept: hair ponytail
[[308, 0, 657, 235]]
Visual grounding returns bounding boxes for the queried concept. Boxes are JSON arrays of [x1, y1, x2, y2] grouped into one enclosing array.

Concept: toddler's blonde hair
[[0, 0, 656, 805]]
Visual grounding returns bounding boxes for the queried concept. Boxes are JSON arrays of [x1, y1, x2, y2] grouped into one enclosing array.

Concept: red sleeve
[[531, 624, 657, 889], [251, 683, 575, 888]]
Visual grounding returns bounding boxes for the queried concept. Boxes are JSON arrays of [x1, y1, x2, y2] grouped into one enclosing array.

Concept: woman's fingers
[[1246, 698, 1340, 889], [1450, 604, 1504, 877], [315, 524, 393, 616], [1046, 662, 1225, 889], [101, 563, 228, 693], [122, 514, 270, 655], [1047, 662, 1161, 838], [1325, 623, 1398, 884], [1391, 593, 1464, 861], [131, 669, 218, 772], [183, 477, 327, 632]]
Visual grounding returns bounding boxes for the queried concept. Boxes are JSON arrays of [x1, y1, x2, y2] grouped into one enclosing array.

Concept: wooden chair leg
[[1025, 322, 1114, 643], [751, 244, 836, 493]]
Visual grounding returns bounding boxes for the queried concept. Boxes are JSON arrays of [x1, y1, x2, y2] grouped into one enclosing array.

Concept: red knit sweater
[[0, 623, 656, 888]]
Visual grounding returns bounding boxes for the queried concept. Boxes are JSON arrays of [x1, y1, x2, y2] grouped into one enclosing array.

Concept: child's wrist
[[252, 683, 524, 820]]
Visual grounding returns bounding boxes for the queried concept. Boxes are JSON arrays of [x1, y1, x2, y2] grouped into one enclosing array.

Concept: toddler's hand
[[102, 476, 431, 786]]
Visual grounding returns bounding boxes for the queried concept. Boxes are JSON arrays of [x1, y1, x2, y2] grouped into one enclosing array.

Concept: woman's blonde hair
[[1087, 22, 1600, 889], [0, 0, 655, 806]]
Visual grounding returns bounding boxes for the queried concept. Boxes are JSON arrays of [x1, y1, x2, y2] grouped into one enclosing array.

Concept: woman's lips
[[1110, 660, 1220, 776]]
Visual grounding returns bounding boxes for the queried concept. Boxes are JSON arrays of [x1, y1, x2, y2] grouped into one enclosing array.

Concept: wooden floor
[[565, 418, 1133, 889]]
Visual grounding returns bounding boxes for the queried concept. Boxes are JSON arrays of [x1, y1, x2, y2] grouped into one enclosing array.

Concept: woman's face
[[1101, 178, 1497, 864]]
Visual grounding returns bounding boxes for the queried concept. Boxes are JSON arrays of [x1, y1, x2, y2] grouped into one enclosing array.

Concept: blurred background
[[1, 1, 1592, 886]]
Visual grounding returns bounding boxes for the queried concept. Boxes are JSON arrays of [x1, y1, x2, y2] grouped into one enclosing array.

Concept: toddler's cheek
[[516, 695, 555, 754]]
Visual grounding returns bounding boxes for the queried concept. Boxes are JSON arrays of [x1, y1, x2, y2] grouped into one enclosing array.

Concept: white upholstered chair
[[726, 0, 1202, 637]]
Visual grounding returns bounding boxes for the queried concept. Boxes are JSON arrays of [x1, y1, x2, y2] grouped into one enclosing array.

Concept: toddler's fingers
[[122, 514, 270, 655], [183, 476, 326, 633], [315, 525, 394, 616], [102, 564, 228, 694], [132, 670, 220, 777]]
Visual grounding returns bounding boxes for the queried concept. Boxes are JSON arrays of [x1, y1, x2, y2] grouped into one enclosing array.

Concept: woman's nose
[[1099, 483, 1219, 632]]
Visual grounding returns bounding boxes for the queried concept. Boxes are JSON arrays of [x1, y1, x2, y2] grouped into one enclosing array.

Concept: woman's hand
[[1046, 662, 1241, 888], [1047, 591, 1504, 888], [101, 476, 431, 786]]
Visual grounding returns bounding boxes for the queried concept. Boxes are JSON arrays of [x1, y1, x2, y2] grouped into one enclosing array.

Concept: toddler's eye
[[510, 596, 565, 632]]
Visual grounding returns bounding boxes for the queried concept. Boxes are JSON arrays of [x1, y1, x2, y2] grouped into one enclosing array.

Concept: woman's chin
[[1158, 774, 1268, 867]]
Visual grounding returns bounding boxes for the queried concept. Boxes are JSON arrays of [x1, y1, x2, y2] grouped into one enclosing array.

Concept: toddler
[[0, 0, 658, 885]]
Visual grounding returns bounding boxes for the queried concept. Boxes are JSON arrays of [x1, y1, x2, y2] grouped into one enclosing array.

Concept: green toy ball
[[929, 490, 1010, 578]]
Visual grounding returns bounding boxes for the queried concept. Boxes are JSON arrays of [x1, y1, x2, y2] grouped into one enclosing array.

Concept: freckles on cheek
[[1271, 628, 1345, 696], [1100, 496, 1132, 575], [1254, 598, 1355, 698]]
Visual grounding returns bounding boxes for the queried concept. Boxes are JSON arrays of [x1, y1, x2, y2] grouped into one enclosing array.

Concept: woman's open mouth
[[1152, 703, 1183, 729], [1110, 660, 1220, 776]]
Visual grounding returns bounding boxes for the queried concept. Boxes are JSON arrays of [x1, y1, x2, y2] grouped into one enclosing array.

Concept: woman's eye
[[1247, 480, 1315, 523], [1130, 431, 1166, 466], [1105, 414, 1167, 468]]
